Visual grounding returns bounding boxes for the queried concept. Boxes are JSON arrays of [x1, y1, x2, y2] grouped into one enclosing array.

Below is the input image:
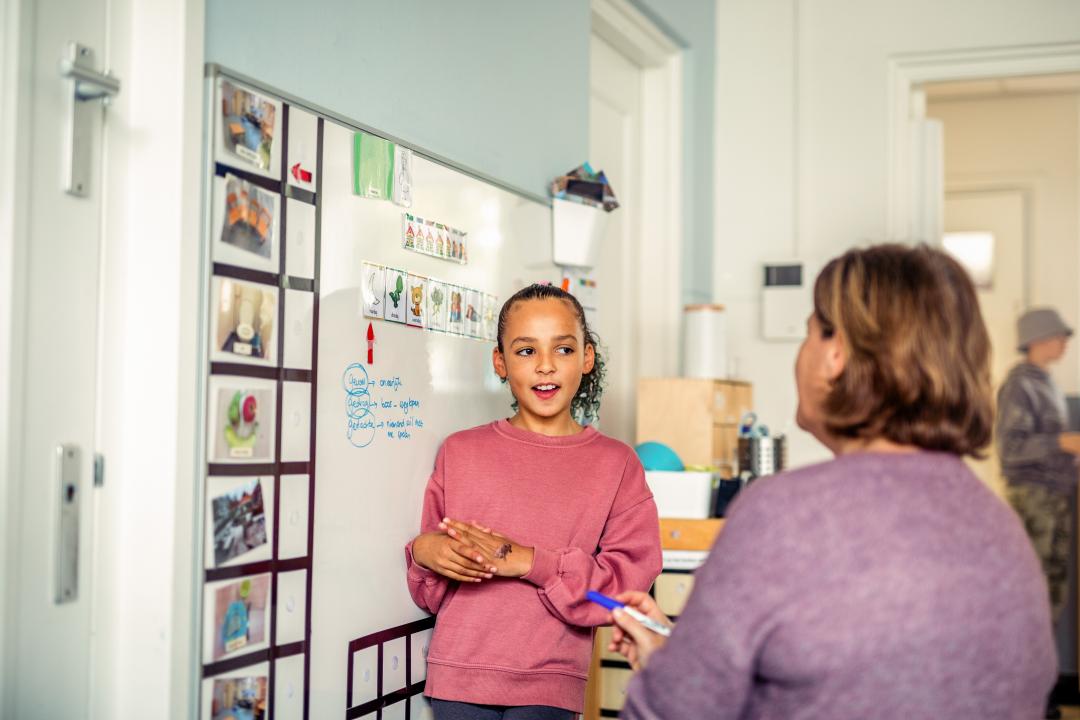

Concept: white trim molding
[[887, 42, 1080, 241], [591, 0, 679, 68], [0, 0, 32, 711], [590, 0, 684, 380]]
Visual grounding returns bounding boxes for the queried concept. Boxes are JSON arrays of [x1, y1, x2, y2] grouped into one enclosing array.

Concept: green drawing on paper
[[388, 274, 404, 308], [353, 131, 395, 200]]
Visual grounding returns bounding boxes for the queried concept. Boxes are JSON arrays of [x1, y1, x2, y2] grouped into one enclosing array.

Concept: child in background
[[406, 284, 662, 719]]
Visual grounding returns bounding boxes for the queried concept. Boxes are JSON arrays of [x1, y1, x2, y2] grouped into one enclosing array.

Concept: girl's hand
[[439, 518, 535, 578], [607, 590, 673, 671], [411, 530, 498, 583]]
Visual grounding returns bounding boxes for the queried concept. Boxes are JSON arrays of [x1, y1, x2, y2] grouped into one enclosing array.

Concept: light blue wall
[[206, 0, 590, 200], [206, 0, 714, 303], [633, 0, 716, 305]]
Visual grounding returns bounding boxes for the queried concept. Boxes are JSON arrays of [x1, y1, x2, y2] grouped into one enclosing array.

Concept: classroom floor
[[1061, 706, 1080, 719]]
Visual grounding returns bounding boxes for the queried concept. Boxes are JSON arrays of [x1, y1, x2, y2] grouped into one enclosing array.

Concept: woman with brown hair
[[610, 245, 1056, 719]]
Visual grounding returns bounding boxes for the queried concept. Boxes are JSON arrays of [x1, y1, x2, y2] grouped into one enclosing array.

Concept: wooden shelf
[[659, 517, 724, 550]]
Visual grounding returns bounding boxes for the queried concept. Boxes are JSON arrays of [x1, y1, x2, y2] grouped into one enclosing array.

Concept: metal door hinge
[[59, 43, 121, 197], [93, 452, 104, 488]]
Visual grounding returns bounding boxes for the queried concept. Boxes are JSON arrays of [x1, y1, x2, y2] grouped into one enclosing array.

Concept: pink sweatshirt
[[405, 419, 662, 712]]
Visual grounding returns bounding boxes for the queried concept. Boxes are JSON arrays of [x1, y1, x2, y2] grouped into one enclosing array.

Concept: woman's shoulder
[[728, 450, 985, 525], [723, 457, 840, 517]]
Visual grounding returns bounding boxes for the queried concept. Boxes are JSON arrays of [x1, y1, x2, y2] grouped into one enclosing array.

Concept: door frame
[[0, 0, 206, 716], [0, 0, 33, 710], [591, 0, 684, 378], [886, 41, 1080, 242]]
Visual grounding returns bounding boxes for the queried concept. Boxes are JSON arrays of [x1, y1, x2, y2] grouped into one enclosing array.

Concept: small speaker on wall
[[762, 261, 811, 341]]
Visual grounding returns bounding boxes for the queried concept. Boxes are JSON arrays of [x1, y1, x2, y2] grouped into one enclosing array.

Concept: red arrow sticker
[[366, 322, 375, 365], [291, 162, 313, 183]]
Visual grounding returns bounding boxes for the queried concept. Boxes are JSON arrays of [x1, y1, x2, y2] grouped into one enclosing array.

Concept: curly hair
[[495, 284, 606, 425]]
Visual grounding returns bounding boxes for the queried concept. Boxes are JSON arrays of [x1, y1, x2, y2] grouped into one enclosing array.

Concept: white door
[[589, 34, 642, 444], [944, 189, 1026, 495], [5, 0, 111, 715]]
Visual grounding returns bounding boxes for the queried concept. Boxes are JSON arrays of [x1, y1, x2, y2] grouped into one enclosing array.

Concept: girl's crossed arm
[[405, 446, 499, 613], [443, 455, 662, 627]]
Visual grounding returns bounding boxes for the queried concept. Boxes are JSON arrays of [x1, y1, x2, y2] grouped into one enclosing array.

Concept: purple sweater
[[622, 452, 1055, 720]]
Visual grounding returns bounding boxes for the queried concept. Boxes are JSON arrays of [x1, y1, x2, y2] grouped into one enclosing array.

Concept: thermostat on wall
[[762, 262, 811, 340]]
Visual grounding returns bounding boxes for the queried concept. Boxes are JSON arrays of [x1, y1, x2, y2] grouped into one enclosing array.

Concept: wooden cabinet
[[636, 378, 752, 476], [584, 518, 724, 719], [654, 572, 695, 616]]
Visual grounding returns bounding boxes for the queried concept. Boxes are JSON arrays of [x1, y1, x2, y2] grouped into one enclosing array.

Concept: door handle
[[54, 444, 80, 604], [59, 43, 121, 197]]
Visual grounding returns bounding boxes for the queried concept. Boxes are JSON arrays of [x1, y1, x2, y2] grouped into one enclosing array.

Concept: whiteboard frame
[[204, 63, 552, 209], [194, 63, 556, 719]]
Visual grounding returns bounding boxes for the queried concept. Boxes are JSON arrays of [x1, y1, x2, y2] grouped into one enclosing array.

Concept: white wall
[[928, 91, 1080, 393], [714, 0, 1080, 466]]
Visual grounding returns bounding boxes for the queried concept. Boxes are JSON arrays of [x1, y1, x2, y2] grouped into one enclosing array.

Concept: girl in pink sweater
[[405, 284, 662, 718]]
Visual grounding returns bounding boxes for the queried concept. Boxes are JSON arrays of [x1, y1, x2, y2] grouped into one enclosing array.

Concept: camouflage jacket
[[996, 362, 1077, 491]]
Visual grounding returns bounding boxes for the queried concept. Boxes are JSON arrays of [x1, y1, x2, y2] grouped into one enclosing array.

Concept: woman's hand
[[607, 590, 673, 671], [411, 530, 498, 583], [439, 518, 535, 578]]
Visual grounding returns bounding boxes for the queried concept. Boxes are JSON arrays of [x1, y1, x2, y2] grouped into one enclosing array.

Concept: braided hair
[[495, 284, 606, 425]]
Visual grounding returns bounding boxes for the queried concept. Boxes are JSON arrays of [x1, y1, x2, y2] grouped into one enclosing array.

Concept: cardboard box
[[637, 378, 752, 468]]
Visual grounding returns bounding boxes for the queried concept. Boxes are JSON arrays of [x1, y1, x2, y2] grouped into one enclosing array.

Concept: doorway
[[924, 69, 1080, 686]]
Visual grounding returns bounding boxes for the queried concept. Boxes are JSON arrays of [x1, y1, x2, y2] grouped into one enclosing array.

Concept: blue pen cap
[[586, 590, 621, 611]]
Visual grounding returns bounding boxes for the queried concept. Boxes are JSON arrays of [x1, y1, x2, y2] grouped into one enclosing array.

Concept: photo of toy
[[222, 174, 275, 260], [211, 478, 268, 566], [212, 385, 273, 464], [224, 391, 259, 456], [211, 675, 268, 720], [221, 81, 276, 171], [213, 574, 270, 660], [215, 278, 276, 363]]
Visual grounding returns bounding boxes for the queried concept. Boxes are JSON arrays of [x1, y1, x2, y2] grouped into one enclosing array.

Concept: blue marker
[[587, 590, 672, 637]]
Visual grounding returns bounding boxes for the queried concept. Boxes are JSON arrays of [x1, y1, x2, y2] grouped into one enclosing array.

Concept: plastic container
[[644, 471, 714, 519]]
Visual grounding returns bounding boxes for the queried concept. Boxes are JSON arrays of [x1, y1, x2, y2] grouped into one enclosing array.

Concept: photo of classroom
[[3, 2, 1080, 720]]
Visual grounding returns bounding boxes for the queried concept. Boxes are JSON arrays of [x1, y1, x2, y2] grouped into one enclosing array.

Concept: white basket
[[644, 471, 714, 519], [552, 197, 608, 268]]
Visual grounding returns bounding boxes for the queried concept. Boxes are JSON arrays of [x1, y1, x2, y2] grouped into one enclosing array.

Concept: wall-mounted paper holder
[[552, 198, 608, 268]]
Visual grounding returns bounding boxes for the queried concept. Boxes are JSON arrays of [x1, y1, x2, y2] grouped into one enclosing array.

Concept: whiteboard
[[313, 120, 558, 717], [197, 66, 560, 720]]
